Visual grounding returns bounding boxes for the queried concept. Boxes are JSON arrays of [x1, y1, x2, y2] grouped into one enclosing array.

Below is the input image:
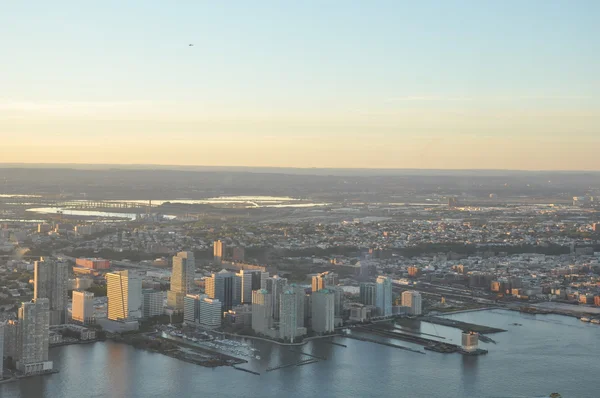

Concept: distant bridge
[[1, 197, 156, 211], [0, 255, 44, 259], [57, 201, 155, 210]]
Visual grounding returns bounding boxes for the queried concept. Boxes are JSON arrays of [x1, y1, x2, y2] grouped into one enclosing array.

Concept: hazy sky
[[1, 1, 599, 170]]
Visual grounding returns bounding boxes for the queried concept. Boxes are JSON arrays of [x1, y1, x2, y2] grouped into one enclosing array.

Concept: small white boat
[[580, 317, 591, 322], [590, 319, 600, 324]]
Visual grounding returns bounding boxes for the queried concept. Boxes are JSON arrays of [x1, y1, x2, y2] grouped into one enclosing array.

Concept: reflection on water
[[0, 219, 45, 223], [106, 196, 329, 208], [0, 194, 41, 198], [1, 310, 598, 398]]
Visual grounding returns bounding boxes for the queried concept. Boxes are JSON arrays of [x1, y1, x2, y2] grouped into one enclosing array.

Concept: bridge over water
[[1, 197, 156, 211]]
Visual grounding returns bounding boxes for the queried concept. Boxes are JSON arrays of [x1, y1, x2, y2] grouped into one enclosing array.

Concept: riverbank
[[50, 339, 100, 348], [504, 304, 600, 319], [0, 369, 60, 385]]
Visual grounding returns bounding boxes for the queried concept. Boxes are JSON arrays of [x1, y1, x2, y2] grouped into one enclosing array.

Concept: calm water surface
[[1, 310, 598, 398]]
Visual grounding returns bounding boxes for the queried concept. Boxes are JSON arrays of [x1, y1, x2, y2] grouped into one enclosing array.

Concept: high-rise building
[[168, 252, 195, 310], [401, 290, 422, 316], [199, 297, 222, 329], [237, 270, 262, 304], [173, 251, 195, 293], [72, 291, 95, 325], [142, 289, 164, 319], [16, 298, 53, 375], [312, 271, 338, 292], [265, 275, 288, 320], [260, 271, 270, 289], [3, 320, 19, 359], [183, 294, 202, 324], [167, 290, 184, 311], [213, 240, 224, 265], [290, 284, 306, 328], [106, 271, 142, 321], [251, 289, 273, 335], [233, 274, 242, 306], [205, 270, 235, 311], [376, 276, 393, 317], [359, 282, 377, 306], [251, 271, 263, 291], [183, 294, 221, 329], [304, 292, 312, 327], [280, 290, 298, 342], [312, 275, 325, 292], [34, 258, 68, 325], [312, 272, 336, 292], [311, 289, 335, 334], [333, 286, 345, 317]]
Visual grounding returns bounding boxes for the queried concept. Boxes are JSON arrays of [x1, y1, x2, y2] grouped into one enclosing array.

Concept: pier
[[345, 334, 425, 354], [288, 349, 327, 360], [232, 366, 260, 376], [266, 358, 320, 372], [297, 359, 319, 367], [354, 325, 488, 356], [422, 316, 506, 334]]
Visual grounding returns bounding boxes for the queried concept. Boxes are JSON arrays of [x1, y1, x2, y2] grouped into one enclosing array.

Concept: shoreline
[[50, 339, 100, 348], [0, 369, 60, 385]]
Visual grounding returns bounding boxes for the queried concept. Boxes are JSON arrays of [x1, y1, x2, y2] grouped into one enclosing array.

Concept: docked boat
[[590, 319, 600, 324], [580, 317, 591, 322]]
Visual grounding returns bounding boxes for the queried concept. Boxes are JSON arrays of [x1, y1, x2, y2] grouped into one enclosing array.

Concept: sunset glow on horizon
[[1, 1, 599, 170]]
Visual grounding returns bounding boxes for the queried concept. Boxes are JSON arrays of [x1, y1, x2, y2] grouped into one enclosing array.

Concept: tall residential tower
[[34, 258, 68, 325], [205, 270, 235, 311], [376, 276, 393, 317], [16, 298, 53, 375], [168, 251, 195, 310]]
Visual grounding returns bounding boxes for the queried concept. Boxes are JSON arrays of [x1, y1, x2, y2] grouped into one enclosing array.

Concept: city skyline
[[1, 1, 599, 394], [2, 1, 599, 170]]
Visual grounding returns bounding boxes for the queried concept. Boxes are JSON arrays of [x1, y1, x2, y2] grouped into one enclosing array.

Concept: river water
[[1, 310, 598, 398]]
